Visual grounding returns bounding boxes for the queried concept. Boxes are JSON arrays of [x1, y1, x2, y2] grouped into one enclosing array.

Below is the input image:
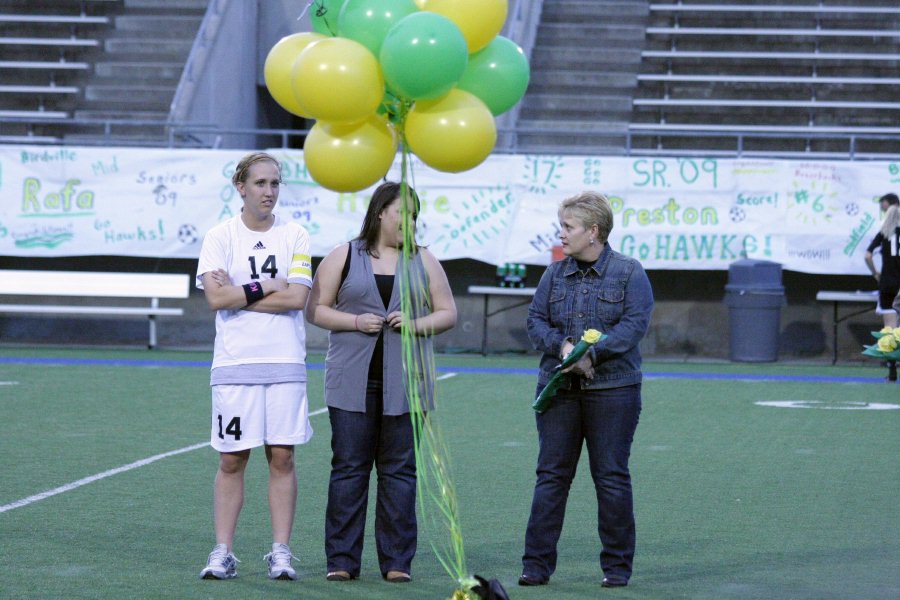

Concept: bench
[[0, 60, 90, 70], [0, 84, 79, 94], [0, 14, 110, 25], [0, 109, 68, 118], [629, 123, 900, 135], [633, 98, 900, 110], [0, 270, 191, 349], [0, 36, 99, 47], [645, 26, 900, 38], [625, 123, 900, 159], [637, 74, 900, 86], [641, 50, 900, 62], [0, 134, 61, 144], [648, 4, 900, 15]]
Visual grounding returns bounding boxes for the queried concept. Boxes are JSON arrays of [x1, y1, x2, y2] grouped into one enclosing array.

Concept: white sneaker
[[200, 543, 238, 579], [264, 543, 297, 580]]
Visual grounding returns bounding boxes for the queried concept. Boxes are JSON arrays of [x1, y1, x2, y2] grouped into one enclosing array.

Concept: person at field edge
[[305, 181, 457, 583], [196, 152, 313, 581], [519, 191, 653, 589], [865, 193, 900, 328]]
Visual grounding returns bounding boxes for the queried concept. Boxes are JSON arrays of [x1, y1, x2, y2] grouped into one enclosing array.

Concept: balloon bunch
[[264, 0, 530, 192]]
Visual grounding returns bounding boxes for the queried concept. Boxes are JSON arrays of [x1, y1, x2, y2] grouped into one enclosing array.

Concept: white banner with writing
[[1, 145, 896, 274]]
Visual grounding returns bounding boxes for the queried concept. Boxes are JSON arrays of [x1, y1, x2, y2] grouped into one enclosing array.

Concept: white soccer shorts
[[210, 382, 313, 452]]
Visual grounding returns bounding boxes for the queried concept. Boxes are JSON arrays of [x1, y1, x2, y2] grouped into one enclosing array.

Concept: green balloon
[[309, 0, 342, 36], [457, 36, 531, 116], [338, 0, 418, 57], [379, 12, 468, 101]]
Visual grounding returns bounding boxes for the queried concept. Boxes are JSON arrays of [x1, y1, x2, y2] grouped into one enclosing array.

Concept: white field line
[[0, 441, 209, 514], [1, 375, 459, 514]]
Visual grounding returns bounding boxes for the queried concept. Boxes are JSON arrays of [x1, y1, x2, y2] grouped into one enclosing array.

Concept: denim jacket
[[527, 243, 653, 391]]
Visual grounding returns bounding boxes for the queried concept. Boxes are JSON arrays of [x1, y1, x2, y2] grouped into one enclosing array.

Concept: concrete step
[[113, 15, 202, 36], [521, 93, 634, 117], [93, 61, 184, 81], [527, 70, 638, 91], [541, 0, 649, 19], [104, 37, 194, 57], [74, 108, 169, 121], [514, 133, 629, 156], [530, 48, 643, 72], [85, 84, 174, 103], [518, 118, 629, 134], [124, 0, 207, 12], [536, 23, 648, 46], [62, 132, 171, 147]]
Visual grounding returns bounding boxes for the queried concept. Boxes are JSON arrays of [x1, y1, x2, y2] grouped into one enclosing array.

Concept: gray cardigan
[[324, 240, 435, 415]]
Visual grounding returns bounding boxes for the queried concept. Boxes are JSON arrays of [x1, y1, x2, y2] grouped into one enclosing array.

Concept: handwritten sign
[[0, 146, 895, 275]]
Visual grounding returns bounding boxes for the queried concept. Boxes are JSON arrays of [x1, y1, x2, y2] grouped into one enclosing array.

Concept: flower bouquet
[[532, 328, 606, 413], [862, 326, 900, 361]]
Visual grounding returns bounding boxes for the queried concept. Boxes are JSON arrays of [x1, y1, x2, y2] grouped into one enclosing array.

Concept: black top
[[867, 226, 900, 287], [367, 273, 394, 381]]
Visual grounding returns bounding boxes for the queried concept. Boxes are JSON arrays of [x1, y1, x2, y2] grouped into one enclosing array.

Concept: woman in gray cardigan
[[305, 181, 457, 584]]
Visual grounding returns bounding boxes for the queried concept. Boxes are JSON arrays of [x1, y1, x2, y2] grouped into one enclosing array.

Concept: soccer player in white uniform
[[196, 152, 313, 581]]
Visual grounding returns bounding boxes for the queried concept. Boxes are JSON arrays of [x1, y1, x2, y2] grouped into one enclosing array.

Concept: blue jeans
[[325, 380, 417, 577], [522, 384, 642, 584]]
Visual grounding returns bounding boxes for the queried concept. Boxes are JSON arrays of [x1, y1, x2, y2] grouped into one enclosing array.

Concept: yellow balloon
[[405, 89, 496, 173], [304, 114, 398, 192], [264, 32, 325, 117], [291, 37, 385, 123], [421, 0, 507, 53]]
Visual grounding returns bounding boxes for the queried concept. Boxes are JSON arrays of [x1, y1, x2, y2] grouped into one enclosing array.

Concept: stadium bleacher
[[0, 0, 897, 157], [0, 0, 204, 146], [0, 0, 114, 142], [633, 0, 900, 156]]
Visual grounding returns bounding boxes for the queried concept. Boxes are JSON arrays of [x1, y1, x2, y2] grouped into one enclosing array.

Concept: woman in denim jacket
[[519, 191, 653, 589]]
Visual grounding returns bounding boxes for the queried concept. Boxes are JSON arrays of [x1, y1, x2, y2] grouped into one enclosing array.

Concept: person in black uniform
[[865, 193, 900, 328]]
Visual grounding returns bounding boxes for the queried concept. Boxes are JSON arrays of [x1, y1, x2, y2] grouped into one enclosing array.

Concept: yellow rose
[[877, 334, 897, 353], [582, 329, 602, 344], [881, 326, 894, 335], [892, 327, 900, 342]]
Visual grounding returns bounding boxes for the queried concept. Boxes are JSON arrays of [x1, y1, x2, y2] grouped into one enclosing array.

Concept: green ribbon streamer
[[395, 104, 473, 597]]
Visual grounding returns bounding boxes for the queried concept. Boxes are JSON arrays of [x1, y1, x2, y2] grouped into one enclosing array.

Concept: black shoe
[[518, 574, 548, 586], [601, 577, 627, 588]]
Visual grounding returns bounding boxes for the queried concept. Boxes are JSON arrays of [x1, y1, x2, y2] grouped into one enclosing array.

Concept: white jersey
[[196, 213, 312, 374]]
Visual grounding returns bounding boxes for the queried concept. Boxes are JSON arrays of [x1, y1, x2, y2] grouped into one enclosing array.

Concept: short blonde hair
[[559, 191, 614, 241], [232, 152, 281, 187]]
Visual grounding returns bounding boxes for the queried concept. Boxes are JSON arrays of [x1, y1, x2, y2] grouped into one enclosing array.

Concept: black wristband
[[242, 281, 265, 305]]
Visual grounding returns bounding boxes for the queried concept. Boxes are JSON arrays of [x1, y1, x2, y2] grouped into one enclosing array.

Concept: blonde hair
[[232, 152, 281, 187], [559, 191, 614, 241], [881, 204, 900, 237]]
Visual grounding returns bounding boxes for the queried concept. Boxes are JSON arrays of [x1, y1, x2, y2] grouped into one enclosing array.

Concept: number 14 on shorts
[[217, 415, 242, 440]]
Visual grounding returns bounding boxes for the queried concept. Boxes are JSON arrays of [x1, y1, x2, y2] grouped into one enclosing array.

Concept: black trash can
[[724, 259, 785, 362]]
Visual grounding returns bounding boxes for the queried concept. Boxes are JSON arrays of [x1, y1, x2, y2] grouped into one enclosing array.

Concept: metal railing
[[3, 114, 899, 160]]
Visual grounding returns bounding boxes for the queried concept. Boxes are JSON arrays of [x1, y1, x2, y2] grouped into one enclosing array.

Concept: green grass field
[[1, 348, 898, 600]]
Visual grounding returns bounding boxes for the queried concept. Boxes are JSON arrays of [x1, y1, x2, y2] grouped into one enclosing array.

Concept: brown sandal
[[385, 570, 411, 583]]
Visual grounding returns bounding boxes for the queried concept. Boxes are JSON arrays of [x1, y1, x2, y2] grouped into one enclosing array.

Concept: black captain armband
[[242, 282, 265, 305]]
